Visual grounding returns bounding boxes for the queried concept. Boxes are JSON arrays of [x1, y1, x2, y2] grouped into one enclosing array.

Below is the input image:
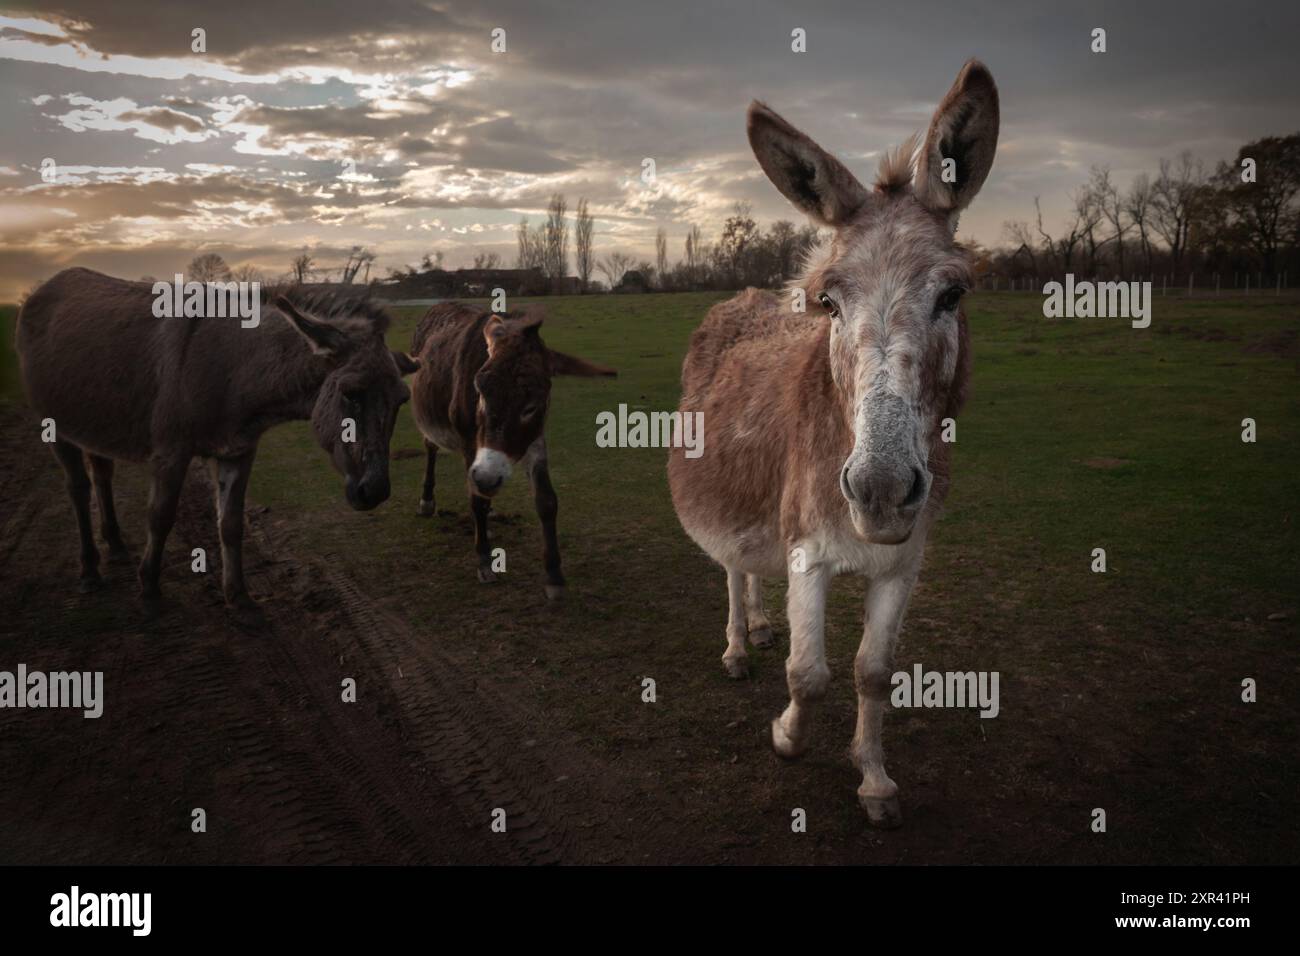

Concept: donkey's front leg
[[462, 452, 499, 583], [743, 574, 776, 648], [208, 450, 257, 609], [526, 438, 565, 601], [416, 440, 437, 517], [851, 572, 917, 828], [771, 564, 831, 757], [138, 452, 191, 604]]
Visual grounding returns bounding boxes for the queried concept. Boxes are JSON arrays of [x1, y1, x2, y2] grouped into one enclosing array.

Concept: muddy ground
[[0, 399, 1296, 865]]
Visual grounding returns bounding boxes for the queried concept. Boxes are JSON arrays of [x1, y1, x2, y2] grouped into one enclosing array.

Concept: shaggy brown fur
[[17, 267, 416, 606], [407, 301, 614, 596]]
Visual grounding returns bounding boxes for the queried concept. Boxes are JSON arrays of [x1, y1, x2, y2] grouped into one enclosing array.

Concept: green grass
[[5, 290, 1297, 639]]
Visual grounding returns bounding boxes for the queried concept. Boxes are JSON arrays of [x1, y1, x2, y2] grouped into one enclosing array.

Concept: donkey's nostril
[[840, 464, 859, 504], [902, 468, 927, 509]]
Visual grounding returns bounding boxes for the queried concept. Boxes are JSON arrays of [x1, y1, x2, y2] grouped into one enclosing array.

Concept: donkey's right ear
[[747, 101, 869, 227], [276, 296, 349, 357]]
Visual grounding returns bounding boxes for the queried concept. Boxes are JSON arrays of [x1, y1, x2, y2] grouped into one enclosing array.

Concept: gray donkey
[[16, 267, 418, 609], [669, 61, 999, 825]]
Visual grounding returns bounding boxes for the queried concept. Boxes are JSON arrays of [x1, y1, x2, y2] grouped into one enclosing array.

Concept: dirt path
[[0, 404, 645, 864]]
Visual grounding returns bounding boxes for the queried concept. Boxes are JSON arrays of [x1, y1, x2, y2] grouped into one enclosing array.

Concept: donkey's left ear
[[547, 350, 617, 378], [391, 350, 420, 376], [914, 59, 1000, 217]]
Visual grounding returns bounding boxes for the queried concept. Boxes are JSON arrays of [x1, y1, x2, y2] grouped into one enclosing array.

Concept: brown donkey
[[17, 268, 418, 608], [668, 60, 999, 826], [408, 302, 614, 599]]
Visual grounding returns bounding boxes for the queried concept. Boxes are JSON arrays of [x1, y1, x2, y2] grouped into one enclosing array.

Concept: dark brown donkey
[[408, 302, 614, 599], [17, 267, 418, 608]]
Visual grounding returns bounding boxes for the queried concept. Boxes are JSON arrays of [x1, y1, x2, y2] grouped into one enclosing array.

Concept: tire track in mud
[[243, 511, 620, 864]]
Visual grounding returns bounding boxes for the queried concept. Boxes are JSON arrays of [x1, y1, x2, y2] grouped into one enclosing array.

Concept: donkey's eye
[[818, 293, 839, 318], [936, 286, 966, 314], [342, 388, 364, 406]]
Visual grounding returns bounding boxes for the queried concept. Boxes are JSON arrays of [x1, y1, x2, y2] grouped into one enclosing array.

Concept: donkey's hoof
[[227, 592, 263, 615], [858, 792, 903, 829], [722, 656, 750, 680], [770, 716, 805, 759], [544, 584, 566, 602], [477, 567, 500, 584], [78, 574, 104, 594], [748, 626, 776, 649], [416, 499, 435, 517], [139, 595, 163, 621]]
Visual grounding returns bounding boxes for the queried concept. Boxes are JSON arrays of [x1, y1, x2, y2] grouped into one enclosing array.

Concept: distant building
[[374, 268, 554, 299]]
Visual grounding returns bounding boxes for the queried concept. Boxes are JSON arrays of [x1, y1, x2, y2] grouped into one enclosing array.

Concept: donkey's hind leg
[[722, 567, 749, 679], [744, 574, 776, 648], [416, 441, 436, 516], [50, 439, 101, 591], [88, 454, 128, 557]]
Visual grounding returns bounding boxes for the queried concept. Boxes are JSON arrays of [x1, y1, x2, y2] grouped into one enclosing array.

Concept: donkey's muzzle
[[346, 473, 391, 511], [841, 458, 930, 544]]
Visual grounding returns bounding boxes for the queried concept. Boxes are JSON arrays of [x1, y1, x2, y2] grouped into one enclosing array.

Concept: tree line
[[995, 133, 1300, 284], [516, 195, 822, 292]]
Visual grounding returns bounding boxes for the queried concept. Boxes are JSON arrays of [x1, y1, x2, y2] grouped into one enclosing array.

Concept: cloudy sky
[[0, 0, 1296, 299]]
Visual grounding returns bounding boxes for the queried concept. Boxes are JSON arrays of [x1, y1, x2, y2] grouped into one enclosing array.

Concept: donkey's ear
[[747, 101, 869, 227], [391, 350, 420, 376], [913, 59, 1000, 217], [547, 350, 617, 378], [276, 296, 349, 357]]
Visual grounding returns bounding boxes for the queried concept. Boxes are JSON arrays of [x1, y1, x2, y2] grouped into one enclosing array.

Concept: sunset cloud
[[0, 0, 1296, 299]]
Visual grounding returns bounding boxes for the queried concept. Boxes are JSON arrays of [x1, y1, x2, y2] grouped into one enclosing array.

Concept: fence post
[[1277, 274, 1282, 296], [1245, 273, 1250, 296], [1162, 274, 1167, 297], [1188, 273, 1193, 296], [1215, 273, 1220, 296]]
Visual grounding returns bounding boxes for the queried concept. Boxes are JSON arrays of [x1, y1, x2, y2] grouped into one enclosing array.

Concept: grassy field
[[2, 289, 1297, 862]]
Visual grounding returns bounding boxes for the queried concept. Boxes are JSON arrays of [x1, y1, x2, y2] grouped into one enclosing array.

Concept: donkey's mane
[[873, 132, 919, 194], [262, 284, 393, 334]]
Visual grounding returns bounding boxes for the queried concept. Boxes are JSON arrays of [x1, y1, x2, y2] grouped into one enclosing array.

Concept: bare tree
[[289, 251, 314, 283], [188, 253, 231, 282], [543, 193, 568, 281], [340, 246, 376, 284], [1151, 151, 1205, 275], [655, 227, 668, 289], [597, 252, 635, 288], [231, 263, 264, 284], [1001, 219, 1039, 273], [1092, 166, 1129, 275], [1124, 173, 1155, 273], [684, 224, 705, 287], [1035, 196, 1084, 273], [472, 251, 502, 269], [575, 198, 595, 292], [516, 217, 546, 271], [1073, 182, 1107, 276]]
